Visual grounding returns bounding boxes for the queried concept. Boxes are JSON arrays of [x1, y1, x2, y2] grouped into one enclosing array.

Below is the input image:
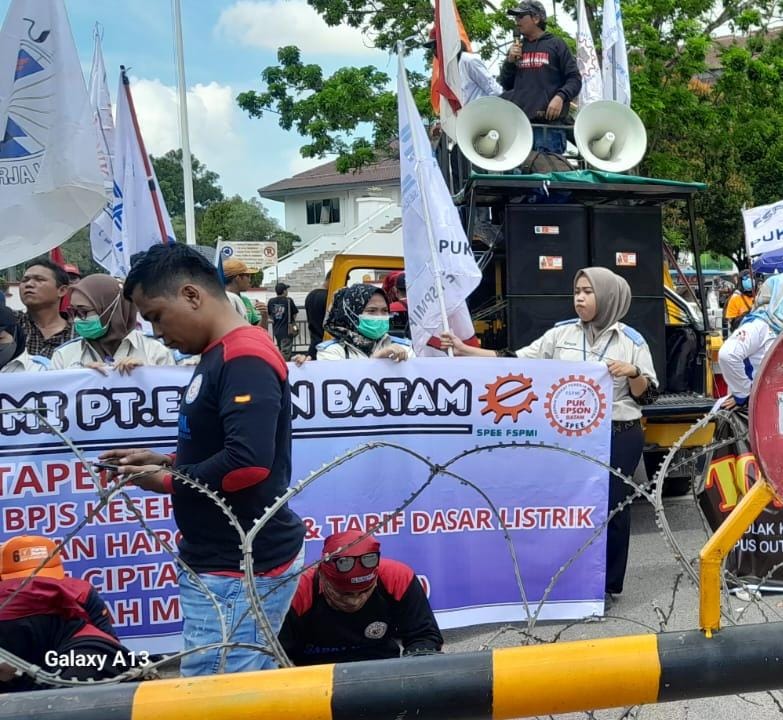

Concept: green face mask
[[74, 316, 108, 340], [357, 314, 389, 340]]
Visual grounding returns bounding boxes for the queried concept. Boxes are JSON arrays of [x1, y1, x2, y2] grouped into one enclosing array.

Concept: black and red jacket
[[169, 326, 305, 573], [0, 576, 121, 691], [279, 559, 443, 665]]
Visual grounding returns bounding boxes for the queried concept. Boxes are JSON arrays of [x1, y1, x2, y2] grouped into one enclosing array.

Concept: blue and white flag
[[0, 0, 105, 268], [577, 0, 603, 106], [602, 0, 631, 106], [109, 71, 175, 277], [397, 53, 481, 356], [88, 29, 123, 275]]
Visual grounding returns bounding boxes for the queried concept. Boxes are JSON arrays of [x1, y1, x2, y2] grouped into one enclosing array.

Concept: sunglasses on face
[[331, 552, 380, 572]]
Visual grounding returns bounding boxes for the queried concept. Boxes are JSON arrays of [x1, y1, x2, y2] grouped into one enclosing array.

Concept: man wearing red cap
[[279, 531, 443, 665], [0, 535, 134, 692]]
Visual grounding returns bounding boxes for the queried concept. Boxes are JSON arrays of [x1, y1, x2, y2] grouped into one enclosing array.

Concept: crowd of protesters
[[0, 242, 769, 690]]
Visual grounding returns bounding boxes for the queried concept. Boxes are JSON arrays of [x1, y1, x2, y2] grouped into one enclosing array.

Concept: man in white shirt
[[425, 28, 502, 106], [0, 307, 49, 373]]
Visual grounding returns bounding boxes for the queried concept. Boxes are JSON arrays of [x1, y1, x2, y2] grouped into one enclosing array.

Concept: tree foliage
[[237, 0, 783, 262], [198, 195, 298, 256], [151, 149, 225, 218]]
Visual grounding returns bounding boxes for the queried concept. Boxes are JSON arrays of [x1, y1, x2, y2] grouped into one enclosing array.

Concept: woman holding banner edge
[[441, 267, 659, 602]]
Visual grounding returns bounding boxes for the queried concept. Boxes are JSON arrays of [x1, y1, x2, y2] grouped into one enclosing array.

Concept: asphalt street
[[443, 494, 783, 720]]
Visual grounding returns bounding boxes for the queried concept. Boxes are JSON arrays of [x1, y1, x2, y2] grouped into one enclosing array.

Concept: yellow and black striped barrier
[[4, 621, 783, 719]]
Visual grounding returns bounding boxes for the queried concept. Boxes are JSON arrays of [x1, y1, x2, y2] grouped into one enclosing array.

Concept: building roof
[[258, 155, 400, 200], [704, 28, 781, 70]]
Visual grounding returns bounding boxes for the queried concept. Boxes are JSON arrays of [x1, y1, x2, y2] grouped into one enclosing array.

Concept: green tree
[[238, 0, 783, 262], [198, 196, 298, 256], [152, 149, 225, 218]]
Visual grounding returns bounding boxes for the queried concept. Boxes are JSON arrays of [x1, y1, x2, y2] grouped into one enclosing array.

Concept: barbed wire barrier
[[2, 404, 783, 717]]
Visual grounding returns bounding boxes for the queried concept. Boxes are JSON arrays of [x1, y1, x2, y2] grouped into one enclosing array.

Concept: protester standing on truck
[[441, 267, 658, 604], [499, 0, 582, 155]]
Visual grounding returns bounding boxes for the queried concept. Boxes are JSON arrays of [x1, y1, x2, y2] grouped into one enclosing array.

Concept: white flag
[[110, 71, 176, 277], [398, 53, 481, 356], [602, 0, 631, 106], [577, 0, 603, 106], [88, 30, 123, 275], [743, 201, 783, 259], [0, 0, 105, 269]]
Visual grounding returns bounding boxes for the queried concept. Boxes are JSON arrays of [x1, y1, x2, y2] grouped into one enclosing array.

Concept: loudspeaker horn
[[455, 96, 533, 172], [574, 100, 647, 172]]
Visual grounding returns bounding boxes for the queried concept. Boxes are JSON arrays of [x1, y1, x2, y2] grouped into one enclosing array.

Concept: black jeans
[[606, 421, 645, 595]]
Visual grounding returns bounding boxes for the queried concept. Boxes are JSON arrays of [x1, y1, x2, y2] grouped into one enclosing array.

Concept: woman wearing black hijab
[[316, 284, 414, 361], [0, 307, 48, 373]]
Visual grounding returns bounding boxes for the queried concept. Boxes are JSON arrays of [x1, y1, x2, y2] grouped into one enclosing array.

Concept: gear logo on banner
[[479, 373, 538, 423], [544, 374, 607, 437]]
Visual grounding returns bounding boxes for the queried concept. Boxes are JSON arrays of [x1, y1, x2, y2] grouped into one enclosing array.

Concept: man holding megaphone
[[500, 0, 581, 155]]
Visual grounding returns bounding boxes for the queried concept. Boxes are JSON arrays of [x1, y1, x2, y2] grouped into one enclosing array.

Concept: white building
[[258, 155, 402, 291]]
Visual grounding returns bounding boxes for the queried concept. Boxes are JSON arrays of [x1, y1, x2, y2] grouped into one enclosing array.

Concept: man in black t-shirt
[[267, 282, 298, 360], [279, 531, 443, 665]]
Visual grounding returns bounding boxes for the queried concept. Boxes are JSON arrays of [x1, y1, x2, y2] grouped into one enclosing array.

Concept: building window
[[306, 198, 341, 225]]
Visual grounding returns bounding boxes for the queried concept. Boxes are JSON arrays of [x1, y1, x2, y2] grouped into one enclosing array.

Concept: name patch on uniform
[[234, 394, 252, 404]]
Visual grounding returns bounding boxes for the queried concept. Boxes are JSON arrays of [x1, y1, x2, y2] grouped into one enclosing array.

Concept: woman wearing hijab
[[441, 267, 659, 600], [724, 270, 755, 332], [0, 307, 49, 373], [315, 284, 414, 361], [50, 274, 174, 372], [719, 274, 783, 410]]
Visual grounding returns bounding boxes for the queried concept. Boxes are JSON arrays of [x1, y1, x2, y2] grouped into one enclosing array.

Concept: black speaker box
[[589, 206, 664, 297], [505, 205, 589, 295], [507, 295, 667, 389]]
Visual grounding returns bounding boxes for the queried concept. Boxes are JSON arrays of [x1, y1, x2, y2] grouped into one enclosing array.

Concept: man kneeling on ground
[[279, 531, 443, 665], [0, 535, 135, 692]]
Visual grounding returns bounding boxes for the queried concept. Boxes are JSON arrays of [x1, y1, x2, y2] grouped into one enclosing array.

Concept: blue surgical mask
[[741, 276, 753, 293], [357, 315, 390, 340]]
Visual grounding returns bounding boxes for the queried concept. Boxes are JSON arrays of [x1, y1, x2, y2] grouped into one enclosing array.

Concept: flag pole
[[172, 0, 197, 246], [398, 46, 453, 354], [120, 66, 170, 245]]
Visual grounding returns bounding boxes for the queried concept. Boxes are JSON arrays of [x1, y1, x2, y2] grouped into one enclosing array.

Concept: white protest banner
[[0, 0, 105, 268], [0, 358, 612, 652], [216, 240, 278, 271], [743, 200, 783, 259]]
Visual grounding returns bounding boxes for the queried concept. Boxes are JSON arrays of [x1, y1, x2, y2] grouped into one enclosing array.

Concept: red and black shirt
[[170, 325, 305, 573], [279, 559, 443, 665]]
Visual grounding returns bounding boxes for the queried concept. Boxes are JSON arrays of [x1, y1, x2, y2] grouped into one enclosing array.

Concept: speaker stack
[[506, 205, 666, 384]]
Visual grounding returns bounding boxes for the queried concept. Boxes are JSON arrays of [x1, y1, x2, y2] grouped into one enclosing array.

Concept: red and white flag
[[429, 0, 471, 140]]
